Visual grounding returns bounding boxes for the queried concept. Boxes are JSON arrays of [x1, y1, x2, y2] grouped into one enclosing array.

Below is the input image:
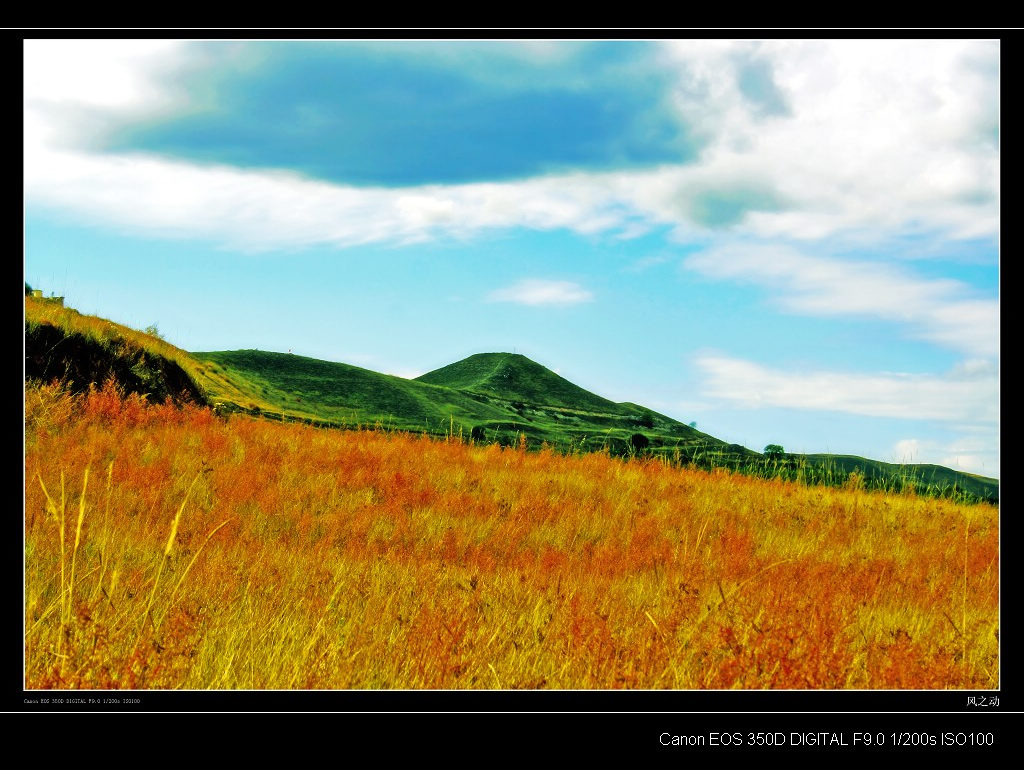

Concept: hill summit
[[415, 352, 620, 413]]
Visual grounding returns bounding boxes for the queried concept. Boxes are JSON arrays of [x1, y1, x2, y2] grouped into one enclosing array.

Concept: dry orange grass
[[24, 379, 998, 689]]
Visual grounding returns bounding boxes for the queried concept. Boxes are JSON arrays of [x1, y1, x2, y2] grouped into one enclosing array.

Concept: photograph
[[21, 35, 1002, 743]]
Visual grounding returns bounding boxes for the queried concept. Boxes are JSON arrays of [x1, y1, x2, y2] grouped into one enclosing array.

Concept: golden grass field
[[24, 378, 998, 689]]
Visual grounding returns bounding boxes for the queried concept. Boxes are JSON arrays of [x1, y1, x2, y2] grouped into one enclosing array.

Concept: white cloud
[[658, 39, 999, 241], [623, 254, 673, 273], [24, 140, 653, 250], [696, 354, 998, 425], [24, 40, 189, 152], [24, 40, 183, 114], [685, 243, 999, 358], [487, 279, 594, 306], [892, 438, 922, 463], [383, 368, 425, 380], [939, 435, 1000, 477], [891, 436, 999, 478], [23, 39, 999, 251]]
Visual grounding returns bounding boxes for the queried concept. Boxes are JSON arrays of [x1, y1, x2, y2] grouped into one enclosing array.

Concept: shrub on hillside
[[630, 433, 650, 452]]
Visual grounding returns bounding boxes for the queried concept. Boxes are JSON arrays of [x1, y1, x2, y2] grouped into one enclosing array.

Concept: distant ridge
[[183, 349, 1007, 503], [24, 296, 998, 503]]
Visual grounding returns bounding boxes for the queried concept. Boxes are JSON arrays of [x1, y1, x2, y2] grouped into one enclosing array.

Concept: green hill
[[191, 349, 721, 454], [415, 352, 622, 413], [191, 349, 517, 434]]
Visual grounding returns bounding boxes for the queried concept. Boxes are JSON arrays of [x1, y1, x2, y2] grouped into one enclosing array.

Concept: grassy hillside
[[193, 349, 728, 455], [25, 298, 996, 503], [24, 296, 206, 405], [799, 454, 999, 504], [192, 349, 517, 434]]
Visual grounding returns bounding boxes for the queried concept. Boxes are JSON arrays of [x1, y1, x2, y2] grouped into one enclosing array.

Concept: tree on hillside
[[25, 282, 33, 296], [764, 444, 785, 459]]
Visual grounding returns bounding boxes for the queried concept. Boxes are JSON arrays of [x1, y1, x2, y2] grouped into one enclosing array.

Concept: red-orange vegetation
[[24, 379, 998, 689]]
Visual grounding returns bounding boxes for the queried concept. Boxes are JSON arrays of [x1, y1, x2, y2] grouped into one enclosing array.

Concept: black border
[[12, 32, 1016, 752]]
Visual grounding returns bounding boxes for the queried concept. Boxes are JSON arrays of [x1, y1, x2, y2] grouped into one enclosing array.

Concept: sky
[[23, 38, 1000, 478]]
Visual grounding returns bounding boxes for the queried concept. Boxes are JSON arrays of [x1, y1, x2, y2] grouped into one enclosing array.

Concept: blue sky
[[24, 39, 999, 478]]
